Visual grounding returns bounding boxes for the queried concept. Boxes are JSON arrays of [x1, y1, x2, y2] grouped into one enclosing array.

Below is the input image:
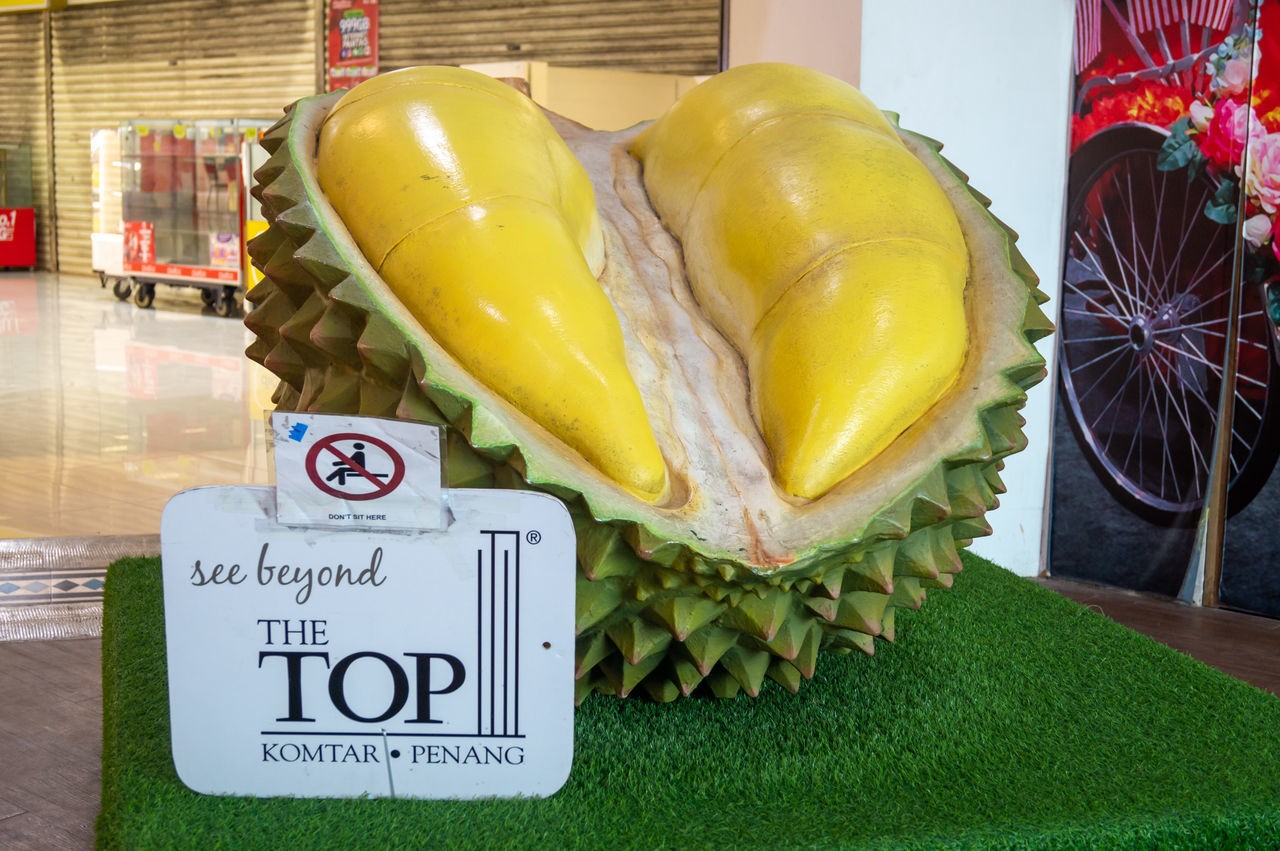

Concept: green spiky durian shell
[[245, 90, 1052, 703]]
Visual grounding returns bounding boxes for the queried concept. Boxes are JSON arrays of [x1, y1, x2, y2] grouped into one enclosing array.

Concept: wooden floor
[[0, 578, 1276, 848], [1036, 578, 1280, 697]]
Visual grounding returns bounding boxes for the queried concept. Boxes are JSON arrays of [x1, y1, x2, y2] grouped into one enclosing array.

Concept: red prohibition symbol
[[305, 432, 406, 500]]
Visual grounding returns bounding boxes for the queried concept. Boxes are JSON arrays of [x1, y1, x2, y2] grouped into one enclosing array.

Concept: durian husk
[[245, 91, 1052, 702]]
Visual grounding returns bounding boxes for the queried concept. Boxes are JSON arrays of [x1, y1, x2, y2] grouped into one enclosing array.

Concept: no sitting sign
[[159, 415, 576, 800]]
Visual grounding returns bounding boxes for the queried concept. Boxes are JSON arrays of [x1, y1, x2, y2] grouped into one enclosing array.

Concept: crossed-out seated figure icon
[[326, 442, 389, 486]]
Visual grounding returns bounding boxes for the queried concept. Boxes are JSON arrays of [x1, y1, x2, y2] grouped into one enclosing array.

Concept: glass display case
[[112, 119, 262, 315], [120, 120, 200, 271]]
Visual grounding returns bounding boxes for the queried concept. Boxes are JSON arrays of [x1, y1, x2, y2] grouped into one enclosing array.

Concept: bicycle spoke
[[1098, 177, 1146, 315], [1158, 323, 1272, 351], [1075, 340, 1135, 402], [1155, 339, 1270, 390], [1148, 351, 1209, 501], [1230, 428, 1247, 476], [1071, 339, 1134, 374], [1158, 362, 1173, 500], [1182, 177, 1221, 279], [1141, 357, 1175, 502], [1155, 335, 1261, 501], [1121, 359, 1148, 475], [1063, 333, 1130, 344], [1064, 275, 1130, 325], [1173, 333, 1268, 418], [1151, 362, 1211, 496], [1149, 153, 1172, 301], [1150, 347, 1213, 498], [1120, 163, 1150, 291], [1099, 170, 1145, 314], [1157, 169, 1207, 297], [1171, 309, 1265, 330], [1151, 346, 1217, 418], [1073, 231, 1135, 320], [1137, 358, 1146, 490], [1125, 161, 1160, 306], [1087, 351, 1142, 431], [1063, 306, 1118, 318], [1098, 361, 1138, 457], [1178, 225, 1232, 296]]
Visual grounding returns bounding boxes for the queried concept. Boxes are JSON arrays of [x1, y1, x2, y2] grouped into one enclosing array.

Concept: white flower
[[1243, 213, 1272, 247], [1190, 100, 1214, 132]]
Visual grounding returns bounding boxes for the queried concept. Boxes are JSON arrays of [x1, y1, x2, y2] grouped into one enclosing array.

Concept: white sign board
[[271, 412, 445, 531], [161, 486, 575, 799]]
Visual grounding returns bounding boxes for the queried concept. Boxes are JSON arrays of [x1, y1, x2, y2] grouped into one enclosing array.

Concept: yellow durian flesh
[[631, 63, 970, 500], [316, 66, 666, 502], [751, 243, 969, 500]]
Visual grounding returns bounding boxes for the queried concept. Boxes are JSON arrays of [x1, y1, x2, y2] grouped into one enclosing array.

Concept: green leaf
[[1243, 252, 1275, 285], [1157, 117, 1201, 172], [1186, 152, 1205, 183], [1203, 179, 1240, 224]]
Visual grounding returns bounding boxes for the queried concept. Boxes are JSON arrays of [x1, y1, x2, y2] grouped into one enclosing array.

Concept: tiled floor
[[0, 272, 273, 541], [0, 272, 268, 848]]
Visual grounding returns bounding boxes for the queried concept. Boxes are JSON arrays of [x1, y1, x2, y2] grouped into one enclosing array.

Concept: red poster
[[0, 208, 36, 268], [327, 0, 379, 92], [1052, 1, 1280, 617], [123, 220, 155, 265]]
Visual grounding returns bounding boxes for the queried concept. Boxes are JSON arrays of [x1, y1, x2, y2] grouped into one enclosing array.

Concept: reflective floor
[[0, 272, 272, 540]]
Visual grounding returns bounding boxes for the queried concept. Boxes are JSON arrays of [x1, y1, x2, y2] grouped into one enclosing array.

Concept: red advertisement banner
[[0, 208, 36, 268], [123, 220, 155, 265], [327, 0, 379, 91], [122, 261, 238, 283]]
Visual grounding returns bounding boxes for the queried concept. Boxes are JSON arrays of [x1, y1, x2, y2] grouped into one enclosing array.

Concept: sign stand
[[160, 414, 575, 799]]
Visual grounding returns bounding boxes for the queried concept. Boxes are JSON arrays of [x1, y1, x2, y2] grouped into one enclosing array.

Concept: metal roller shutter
[[0, 12, 52, 269], [50, 0, 318, 275], [376, 0, 721, 77]]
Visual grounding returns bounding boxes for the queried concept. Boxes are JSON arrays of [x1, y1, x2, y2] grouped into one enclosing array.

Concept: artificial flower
[[1197, 98, 1257, 172], [1070, 83, 1190, 151], [1245, 131, 1280, 213], [1215, 55, 1256, 98], [1244, 212, 1272, 247], [1189, 100, 1214, 132]]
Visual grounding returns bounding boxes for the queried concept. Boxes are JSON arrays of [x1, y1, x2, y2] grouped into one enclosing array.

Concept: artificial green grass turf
[[98, 552, 1280, 849]]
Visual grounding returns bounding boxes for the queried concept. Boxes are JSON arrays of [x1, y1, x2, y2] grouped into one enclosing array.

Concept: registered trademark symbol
[[526, 530, 541, 545]]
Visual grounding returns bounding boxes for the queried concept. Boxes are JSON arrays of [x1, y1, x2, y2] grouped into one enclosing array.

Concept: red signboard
[[123, 220, 155, 265], [121, 261, 238, 283], [327, 0, 379, 91], [0, 208, 36, 268]]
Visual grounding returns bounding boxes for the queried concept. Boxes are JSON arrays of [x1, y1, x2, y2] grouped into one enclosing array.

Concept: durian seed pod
[[246, 82, 1051, 703]]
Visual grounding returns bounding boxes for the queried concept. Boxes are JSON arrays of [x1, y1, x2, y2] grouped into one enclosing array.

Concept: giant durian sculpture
[[246, 63, 1051, 702]]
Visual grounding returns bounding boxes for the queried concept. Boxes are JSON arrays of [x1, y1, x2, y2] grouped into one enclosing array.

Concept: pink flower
[[1245, 132, 1280, 214], [1214, 56, 1254, 98], [1196, 98, 1256, 172], [1243, 213, 1272, 247]]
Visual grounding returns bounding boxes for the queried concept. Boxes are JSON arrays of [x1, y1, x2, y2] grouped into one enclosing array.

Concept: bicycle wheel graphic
[[1060, 123, 1280, 526]]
